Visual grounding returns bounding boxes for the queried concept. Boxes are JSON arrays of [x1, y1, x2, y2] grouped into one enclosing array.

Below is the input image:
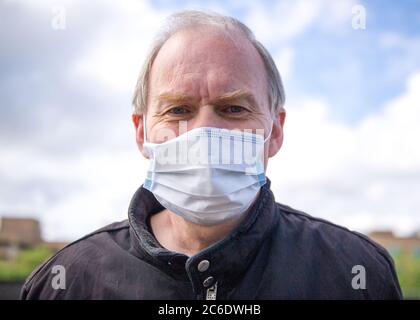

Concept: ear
[[268, 110, 286, 158], [132, 113, 149, 159]]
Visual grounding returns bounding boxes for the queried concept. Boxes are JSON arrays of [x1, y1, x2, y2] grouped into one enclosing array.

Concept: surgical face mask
[[142, 120, 272, 225]]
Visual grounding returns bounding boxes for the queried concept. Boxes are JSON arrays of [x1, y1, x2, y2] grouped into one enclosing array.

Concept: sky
[[1, 0, 419, 241]]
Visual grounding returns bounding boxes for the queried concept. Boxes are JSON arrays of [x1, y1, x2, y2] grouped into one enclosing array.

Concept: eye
[[167, 106, 190, 115], [223, 105, 247, 114]]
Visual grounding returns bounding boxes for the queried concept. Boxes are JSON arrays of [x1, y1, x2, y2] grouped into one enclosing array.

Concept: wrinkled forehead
[[149, 26, 269, 103]]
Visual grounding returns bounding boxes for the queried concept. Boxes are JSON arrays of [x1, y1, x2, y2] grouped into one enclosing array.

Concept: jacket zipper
[[205, 281, 218, 300]]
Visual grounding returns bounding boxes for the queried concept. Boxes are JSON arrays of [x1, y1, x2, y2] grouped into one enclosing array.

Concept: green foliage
[[0, 245, 54, 281], [392, 250, 420, 299]]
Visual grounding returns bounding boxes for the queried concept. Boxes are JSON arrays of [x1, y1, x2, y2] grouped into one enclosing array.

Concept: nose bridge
[[191, 105, 220, 129]]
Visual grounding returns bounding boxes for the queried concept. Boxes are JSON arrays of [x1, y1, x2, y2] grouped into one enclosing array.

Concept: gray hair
[[132, 10, 285, 115]]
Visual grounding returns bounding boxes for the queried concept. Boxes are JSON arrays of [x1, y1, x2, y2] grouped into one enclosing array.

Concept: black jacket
[[21, 180, 402, 299]]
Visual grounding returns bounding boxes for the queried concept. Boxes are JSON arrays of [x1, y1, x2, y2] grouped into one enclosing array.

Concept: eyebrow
[[156, 89, 259, 109]]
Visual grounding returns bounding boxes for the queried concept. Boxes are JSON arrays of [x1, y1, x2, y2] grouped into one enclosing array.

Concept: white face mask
[[142, 120, 272, 225]]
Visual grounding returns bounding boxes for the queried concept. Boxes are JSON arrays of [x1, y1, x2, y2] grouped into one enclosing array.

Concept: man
[[21, 10, 402, 299]]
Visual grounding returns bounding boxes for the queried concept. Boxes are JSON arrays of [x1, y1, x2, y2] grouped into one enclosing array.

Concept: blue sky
[[1, 0, 419, 241], [152, 0, 420, 122]]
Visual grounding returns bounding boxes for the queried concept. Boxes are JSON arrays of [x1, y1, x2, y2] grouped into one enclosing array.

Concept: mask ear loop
[[263, 120, 274, 143], [255, 119, 273, 176], [248, 120, 273, 177]]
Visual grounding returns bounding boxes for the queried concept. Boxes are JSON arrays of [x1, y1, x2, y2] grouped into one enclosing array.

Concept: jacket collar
[[127, 179, 276, 295]]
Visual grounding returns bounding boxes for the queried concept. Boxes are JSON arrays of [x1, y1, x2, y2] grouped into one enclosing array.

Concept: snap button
[[197, 260, 210, 272], [203, 276, 214, 288]]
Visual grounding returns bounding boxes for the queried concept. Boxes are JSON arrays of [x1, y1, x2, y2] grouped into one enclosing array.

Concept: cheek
[[149, 121, 181, 143], [231, 118, 268, 133]]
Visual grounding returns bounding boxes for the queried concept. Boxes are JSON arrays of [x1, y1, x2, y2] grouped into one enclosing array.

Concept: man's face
[[133, 26, 285, 167]]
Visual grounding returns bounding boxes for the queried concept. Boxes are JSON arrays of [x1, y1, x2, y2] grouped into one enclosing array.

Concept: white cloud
[[40, 150, 148, 241], [239, 0, 357, 90], [268, 70, 420, 236], [274, 47, 294, 81], [240, 0, 357, 45], [0, 141, 149, 241], [0, 0, 160, 241], [358, 73, 420, 169], [71, 0, 170, 93], [242, 0, 320, 45]]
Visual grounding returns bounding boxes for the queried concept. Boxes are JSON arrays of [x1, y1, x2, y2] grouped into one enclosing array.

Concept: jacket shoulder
[[20, 220, 129, 299], [276, 202, 390, 256], [273, 202, 402, 299]]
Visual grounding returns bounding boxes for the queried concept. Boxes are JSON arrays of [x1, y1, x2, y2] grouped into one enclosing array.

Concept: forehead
[[148, 26, 268, 102]]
